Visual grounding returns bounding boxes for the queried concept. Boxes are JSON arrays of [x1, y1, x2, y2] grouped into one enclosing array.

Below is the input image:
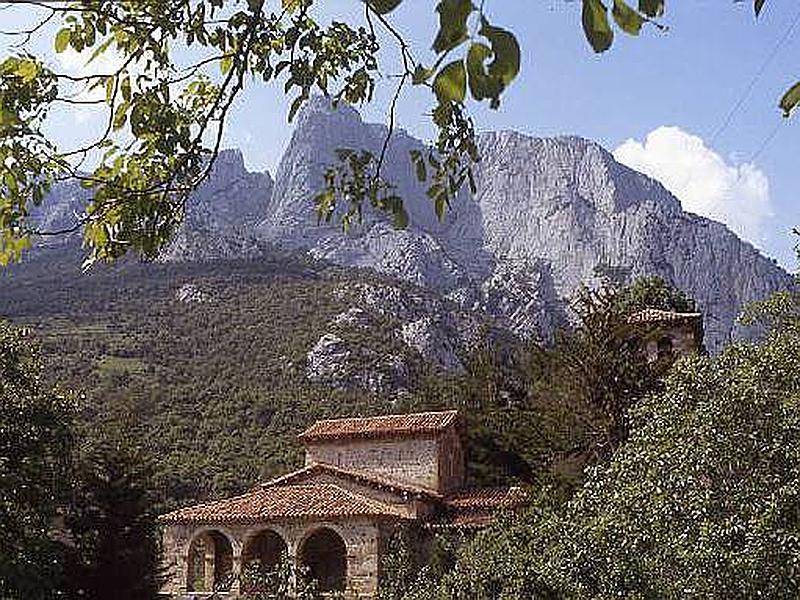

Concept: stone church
[[158, 309, 702, 597], [159, 410, 523, 597]]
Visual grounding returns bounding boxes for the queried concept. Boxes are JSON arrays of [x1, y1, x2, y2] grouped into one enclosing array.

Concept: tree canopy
[[0, 322, 73, 599], [0, 319, 165, 600], [401, 299, 800, 599], [0, 0, 793, 266]]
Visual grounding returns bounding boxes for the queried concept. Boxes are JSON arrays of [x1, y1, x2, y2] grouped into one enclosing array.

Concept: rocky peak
[[26, 100, 794, 355], [160, 148, 274, 261], [258, 103, 792, 352]]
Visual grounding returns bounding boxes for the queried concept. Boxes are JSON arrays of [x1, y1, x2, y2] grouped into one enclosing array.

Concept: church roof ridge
[[263, 462, 443, 499], [298, 409, 460, 442]]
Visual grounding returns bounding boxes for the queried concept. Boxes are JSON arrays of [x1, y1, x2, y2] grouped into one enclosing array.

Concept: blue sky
[[2, 1, 798, 268]]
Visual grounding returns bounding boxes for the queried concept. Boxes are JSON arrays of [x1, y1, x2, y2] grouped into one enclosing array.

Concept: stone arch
[[298, 526, 348, 593], [241, 528, 289, 591], [186, 529, 235, 593]]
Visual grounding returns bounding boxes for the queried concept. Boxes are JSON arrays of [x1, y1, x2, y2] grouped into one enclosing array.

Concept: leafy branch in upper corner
[[0, 0, 520, 266], [580, 0, 799, 116]]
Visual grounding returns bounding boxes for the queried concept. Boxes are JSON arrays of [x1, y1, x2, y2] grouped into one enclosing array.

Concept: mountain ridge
[[24, 97, 793, 353]]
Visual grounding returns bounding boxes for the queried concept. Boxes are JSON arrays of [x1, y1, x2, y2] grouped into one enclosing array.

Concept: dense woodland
[[0, 245, 459, 508]]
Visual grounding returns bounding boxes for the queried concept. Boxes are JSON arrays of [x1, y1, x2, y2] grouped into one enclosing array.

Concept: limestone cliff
[[26, 99, 793, 354], [257, 100, 792, 352]]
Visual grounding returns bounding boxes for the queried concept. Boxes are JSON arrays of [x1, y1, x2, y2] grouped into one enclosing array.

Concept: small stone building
[[629, 308, 704, 360], [159, 410, 521, 598]]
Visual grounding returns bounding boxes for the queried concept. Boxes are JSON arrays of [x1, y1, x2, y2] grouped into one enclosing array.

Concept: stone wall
[[305, 436, 441, 491], [161, 518, 384, 598], [436, 427, 465, 494], [644, 320, 703, 361]]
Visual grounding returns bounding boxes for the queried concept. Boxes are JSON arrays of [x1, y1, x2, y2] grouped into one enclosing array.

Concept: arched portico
[[298, 526, 348, 593], [241, 528, 289, 592], [186, 529, 236, 593], [243, 528, 288, 570]]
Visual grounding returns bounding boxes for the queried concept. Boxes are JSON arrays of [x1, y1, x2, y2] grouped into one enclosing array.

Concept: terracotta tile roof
[[263, 463, 442, 499], [298, 410, 460, 442], [159, 483, 408, 524], [444, 487, 527, 510], [628, 309, 702, 324], [433, 512, 497, 529], [433, 487, 527, 530]]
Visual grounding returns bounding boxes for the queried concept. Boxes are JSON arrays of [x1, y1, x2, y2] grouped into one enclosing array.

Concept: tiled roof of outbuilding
[[159, 483, 408, 524], [433, 486, 527, 530], [444, 487, 527, 510], [298, 410, 460, 442], [628, 309, 702, 324], [263, 463, 442, 499]]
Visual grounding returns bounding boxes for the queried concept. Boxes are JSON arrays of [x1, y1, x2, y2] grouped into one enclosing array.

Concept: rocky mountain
[[256, 97, 793, 352], [25, 97, 793, 355], [28, 148, 274, 259], [161, 149, 275, 261]]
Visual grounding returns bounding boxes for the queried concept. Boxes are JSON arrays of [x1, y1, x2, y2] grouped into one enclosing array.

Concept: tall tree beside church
[[614, 275, 696, 314], [0, 321, 74, 599], [61, 438, 164, 600], [526, 284, 670, 481]]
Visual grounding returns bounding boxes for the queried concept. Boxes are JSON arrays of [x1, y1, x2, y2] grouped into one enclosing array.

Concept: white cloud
[[613, 126, 772, 248]]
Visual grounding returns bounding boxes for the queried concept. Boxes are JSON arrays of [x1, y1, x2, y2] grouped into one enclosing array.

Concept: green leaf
[[410, 150, 427, 182], [638, 0, 664, 17], [86, 36, 114, 66], [112, 101, 129, 130], [393, 206, 409, 229], [479, 19, 521, 85], [754, 0, 766, 17], [583, 0, 614, 53], [369, 0, 403, 14], [315, 189, 335, 224], [433, 60, 466, 104], [432, 0, 474, 54], [467, 42, 496, 102], [779, 81, 800, 118], [288, 94, 306, 122], [220, 55, 233, 75], [281, 0, 302, 12], [412, 65, 434, 85], [431, 185, 448, 221], [0, 107, 20, 130], [13, 59, 38, 82], [105, 76, 114, 104], [55, 28, 72, 54], [612, 0, 644, 35], [120, 76, 131, 102], [467, 19, 521, 108]]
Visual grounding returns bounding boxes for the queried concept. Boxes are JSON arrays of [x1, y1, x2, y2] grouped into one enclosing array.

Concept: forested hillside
[[1, 245, 487, 510]]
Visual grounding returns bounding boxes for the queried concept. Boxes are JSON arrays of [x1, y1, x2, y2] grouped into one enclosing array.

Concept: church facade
[[159, 410, 522, 597]]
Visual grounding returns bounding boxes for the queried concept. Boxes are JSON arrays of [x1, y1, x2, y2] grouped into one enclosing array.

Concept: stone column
[[177, 552, 189, 593], [231, 551, 242, 594], [203, 542, 215, 592]]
